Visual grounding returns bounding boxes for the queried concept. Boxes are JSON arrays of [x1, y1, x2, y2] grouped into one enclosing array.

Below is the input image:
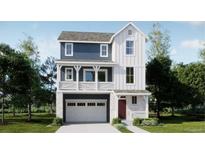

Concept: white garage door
[[66, 99, 107, 123]]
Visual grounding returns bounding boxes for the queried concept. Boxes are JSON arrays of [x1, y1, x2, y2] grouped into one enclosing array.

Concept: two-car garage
[[63, 94, 110, 123]]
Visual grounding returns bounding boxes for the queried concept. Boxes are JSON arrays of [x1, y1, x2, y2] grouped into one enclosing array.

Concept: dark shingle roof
[[58, 31, 114, 42]]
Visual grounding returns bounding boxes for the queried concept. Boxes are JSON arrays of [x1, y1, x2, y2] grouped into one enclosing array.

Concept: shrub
[[52, 117, 63, 126], [141, 118, 159, 126], [112, 118, 121, 125], [133, 118, 142, 126]]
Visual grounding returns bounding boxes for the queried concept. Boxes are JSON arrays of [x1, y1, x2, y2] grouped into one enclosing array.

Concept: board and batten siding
[[112, 24, 146, 90]]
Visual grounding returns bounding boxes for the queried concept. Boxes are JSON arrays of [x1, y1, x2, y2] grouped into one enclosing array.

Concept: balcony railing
[[59, 81, 114, 91]]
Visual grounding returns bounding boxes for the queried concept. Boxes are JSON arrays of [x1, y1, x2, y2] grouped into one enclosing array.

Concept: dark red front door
[[118, 100, 126, 119]]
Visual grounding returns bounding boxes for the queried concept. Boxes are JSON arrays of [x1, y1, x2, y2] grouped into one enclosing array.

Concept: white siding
[[110, 92, 118, 123], [112, 24, 146, 90], [56, 92, 63, 118], [126, 95, 148, 120]]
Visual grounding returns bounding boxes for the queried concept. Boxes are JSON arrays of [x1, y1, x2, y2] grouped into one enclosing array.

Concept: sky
[[0, 21, 204, 64]]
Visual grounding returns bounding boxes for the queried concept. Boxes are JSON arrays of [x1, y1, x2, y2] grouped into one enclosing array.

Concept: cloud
[[181, 39, 205, 49], [187, 21, 205, 26]]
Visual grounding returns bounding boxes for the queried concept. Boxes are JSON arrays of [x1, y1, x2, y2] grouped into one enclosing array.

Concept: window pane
[[126, 67, 134, 83], [66, 44, 72, 55], [98, 71, 106, 82], [66, 69, 72, 80], [126, 41, 134, 55], [85, 71, 95, 81]]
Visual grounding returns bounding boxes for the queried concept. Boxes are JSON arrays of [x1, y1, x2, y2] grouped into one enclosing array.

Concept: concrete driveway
[[56, 123, 120, 133]]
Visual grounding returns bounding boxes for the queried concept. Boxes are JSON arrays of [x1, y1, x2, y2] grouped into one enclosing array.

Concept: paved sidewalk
[[127, 126, 149, 133], [56, 123, 120, 133]]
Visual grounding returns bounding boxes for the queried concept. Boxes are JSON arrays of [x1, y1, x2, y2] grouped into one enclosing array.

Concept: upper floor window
[[126, 40, 134, 55], [84, 69, 95, 82], [100, 44, 108, 57], [128, 30, 132, 35], [126, 67, 134, 84], [65, 43, 73, 56], [65, 68, 73, 81], [98, 69, 108, 82]]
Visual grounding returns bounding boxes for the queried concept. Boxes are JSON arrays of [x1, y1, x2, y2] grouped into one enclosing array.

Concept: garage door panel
[[66, 99, 107, 123]]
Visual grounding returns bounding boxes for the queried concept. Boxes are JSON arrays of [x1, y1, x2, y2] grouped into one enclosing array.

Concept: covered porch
[[110, 90, 151, 122], [56, 60, 116, 91]]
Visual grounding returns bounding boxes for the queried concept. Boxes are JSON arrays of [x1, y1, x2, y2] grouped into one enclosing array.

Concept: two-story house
[[56, 22, 151, 123]]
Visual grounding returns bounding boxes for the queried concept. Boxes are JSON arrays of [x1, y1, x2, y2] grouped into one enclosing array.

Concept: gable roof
[[58, 31, 114, 43], [58, 22, 146, 43]]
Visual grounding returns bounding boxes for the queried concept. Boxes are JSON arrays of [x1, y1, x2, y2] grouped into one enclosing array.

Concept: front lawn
[[139, 114, 205, 133], [0, 113, 60, 133]]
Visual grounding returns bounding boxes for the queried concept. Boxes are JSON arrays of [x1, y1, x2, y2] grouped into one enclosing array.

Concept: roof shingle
[[58, 31, 114, 42]]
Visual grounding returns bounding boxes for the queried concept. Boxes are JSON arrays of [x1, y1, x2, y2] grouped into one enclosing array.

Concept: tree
[[0, 44, 14, 124], [146, 56, 172, 118], [18, 36, 41, 121], [146, 23, 172, 118], [40, 57, 57, 113], [147, 23, 171, 59], [174, 63, 205, 111], [199, 43, 205, 63]]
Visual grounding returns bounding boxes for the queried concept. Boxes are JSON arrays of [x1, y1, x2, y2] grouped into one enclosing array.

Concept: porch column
[[93, 65, 100, 90], [57, 64, 62, 90], [145, 96, 149, 118], [74, 65, 81, 91]]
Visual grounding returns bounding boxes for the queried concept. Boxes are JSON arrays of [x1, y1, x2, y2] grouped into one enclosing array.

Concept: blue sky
[[0, 21, 204, 64]]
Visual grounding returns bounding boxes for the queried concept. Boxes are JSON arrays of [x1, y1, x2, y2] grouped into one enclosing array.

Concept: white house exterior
[[56, 22, 151, 123]]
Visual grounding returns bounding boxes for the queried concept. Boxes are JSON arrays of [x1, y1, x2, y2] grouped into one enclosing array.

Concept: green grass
[[113, 123, 133, 133], [0, 113, 60, 133], [139, 114, 205, 133], [118, 126, 133, 133]]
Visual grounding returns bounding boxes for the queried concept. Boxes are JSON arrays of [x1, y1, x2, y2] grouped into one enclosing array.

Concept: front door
[[118, 100, 126, 119]]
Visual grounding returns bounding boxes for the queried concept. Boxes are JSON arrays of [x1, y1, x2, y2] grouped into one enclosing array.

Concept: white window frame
[[126, 67, 135, 84], [100, 44, 108, 57], [125, 39, 134, 56], [83, 69, 95, 82], [65, 68, 73, 81], [98, 69, 108, 82], [132, 96, 137, 105], [65, 43, 73, 56]]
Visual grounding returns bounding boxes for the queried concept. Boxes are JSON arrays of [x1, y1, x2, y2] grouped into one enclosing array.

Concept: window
[[97, 103, 105, 106], [100, 44, 108, 57], [87, 103, 96, 106], [84, 69, 95, 82], [126, 67, 134, 83], [65, 68, 73, 81], [126, 40, 134, 55], [128, 30, 132, 35], [132, 96, 137, 104], [65, 43, 73, 56], [77, 103, 86, 106], [98, 69, 108, 82], [67, 103, 76, 106]]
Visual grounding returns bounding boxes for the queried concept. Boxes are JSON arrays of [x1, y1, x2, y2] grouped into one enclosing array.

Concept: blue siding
[[60, 43, 112, 60]]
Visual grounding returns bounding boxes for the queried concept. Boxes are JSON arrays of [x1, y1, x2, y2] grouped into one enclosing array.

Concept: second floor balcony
[[56, 60, 116, 92]]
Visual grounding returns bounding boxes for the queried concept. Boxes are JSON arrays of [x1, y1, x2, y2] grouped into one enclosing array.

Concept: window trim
[[83, 69, 108, 82], [100, 44, 108, 57], [125, 40, 134, 56], [65, 68, 73, 81], [83, 69, 95, 82], [126, 67, 135, 84], [65, 43, 73, 56]]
